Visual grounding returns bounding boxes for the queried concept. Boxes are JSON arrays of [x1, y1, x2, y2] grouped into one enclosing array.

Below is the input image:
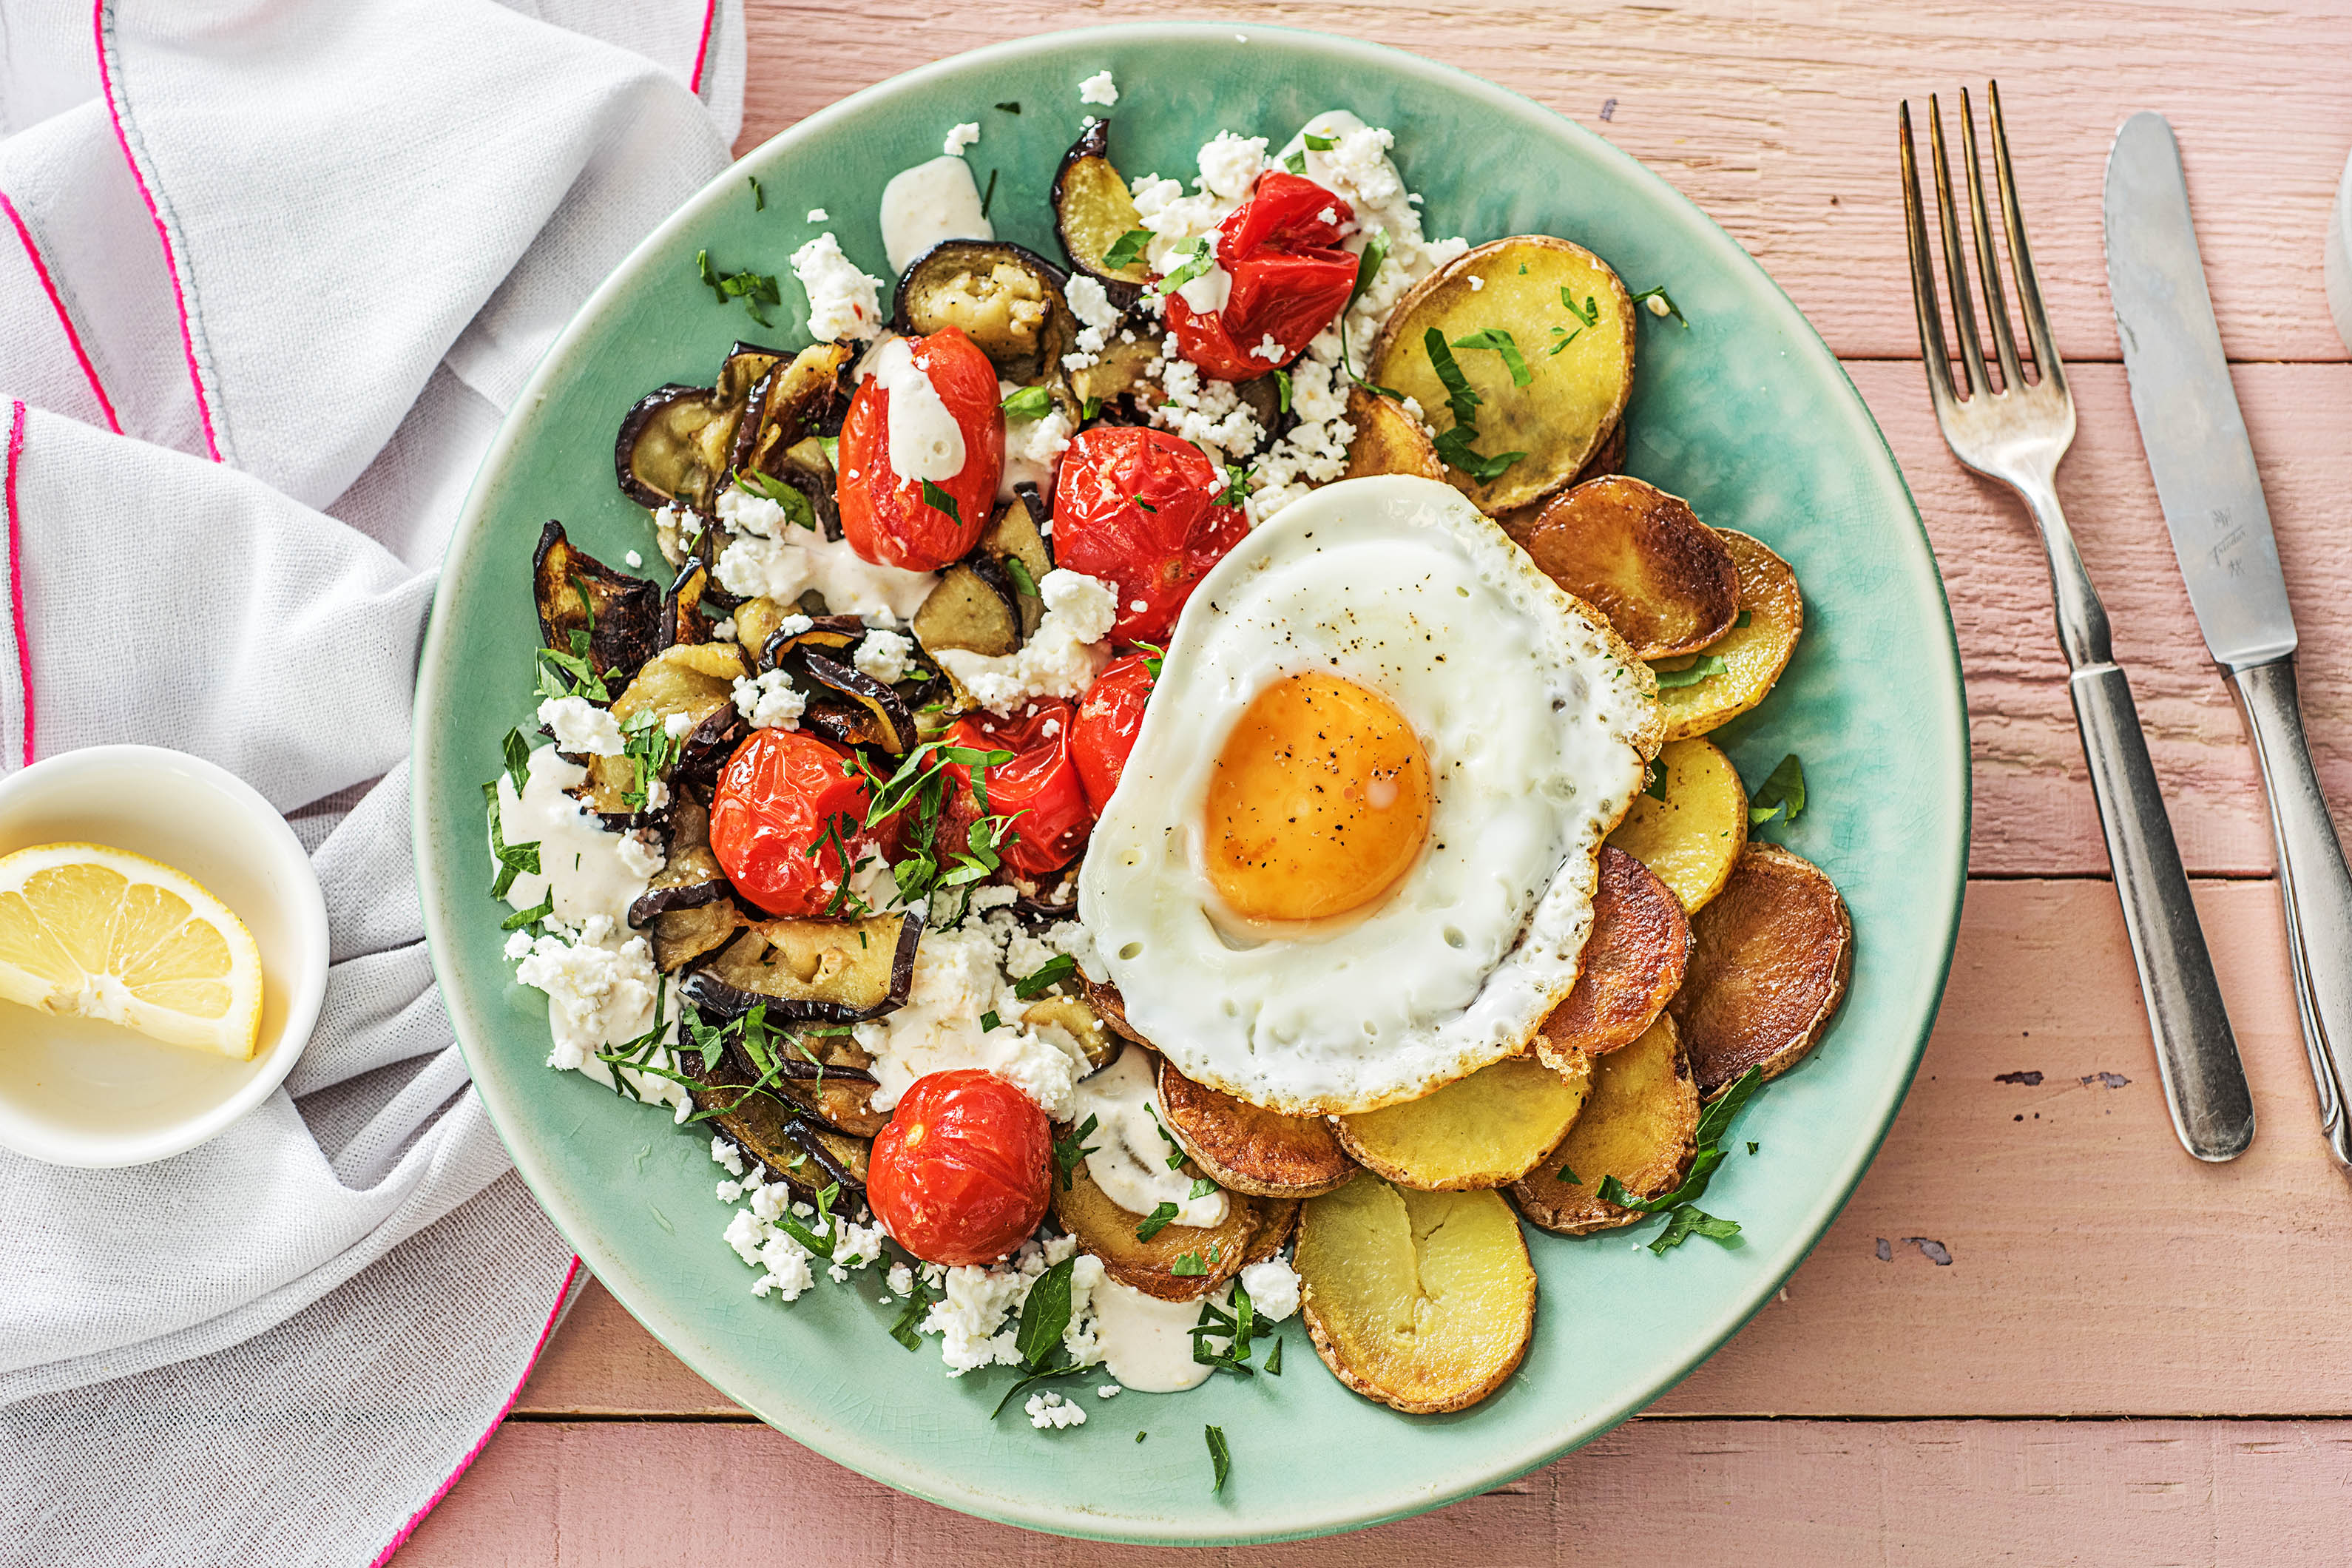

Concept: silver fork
[[1899, 85, 2254, 1162]]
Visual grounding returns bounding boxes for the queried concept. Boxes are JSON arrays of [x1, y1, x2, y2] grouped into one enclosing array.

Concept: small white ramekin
[[0, 746, 328, 1167]]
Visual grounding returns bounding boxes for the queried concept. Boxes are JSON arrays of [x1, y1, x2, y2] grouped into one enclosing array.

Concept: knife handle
[[2069, 660, 2257, 1160], [2230, 657, 2352, 1168]]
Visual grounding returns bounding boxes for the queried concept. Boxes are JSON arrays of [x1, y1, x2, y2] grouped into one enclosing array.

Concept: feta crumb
[[790, 233, 884, 342], [502, 929, 533, 960], [1468, 274, 1484, 291], [1647, 293, 1672, 317], [1078, 70, 1118, 107], [663, 711, 696, 742], [711, 616, 737, 642], [806, 207, 829, 222], [1239, 1257, 1301, 1322], [624, 549, 643, 567], [852, 628, 916, 686], [933, 570, 1117, 713], [1097, 1384, 1122, 1399], [887, 1262, 915, 1296], [944, 122, 981, 157], [537, 695, 624, 756], [732, 669, 805, 730], [1026, 1390, 1087, 1430], [1250, 331, 1285, 363], [712, 1137, 746, 1177]]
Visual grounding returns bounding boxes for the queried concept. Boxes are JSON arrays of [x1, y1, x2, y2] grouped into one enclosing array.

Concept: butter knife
[[2106, 109, 2352, 1168]]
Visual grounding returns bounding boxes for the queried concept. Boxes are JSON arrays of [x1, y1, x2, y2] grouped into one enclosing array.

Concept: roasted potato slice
[[1157, 1057, 1356, 1198], [1606, 737, 1749, 914], [1510, 1014, 1699, 1235], [1243, 1197, 1300, 1267], [1339, 386, 1442, 482], [1297, 1175, 1535, 1413], [1652, 530, 1802, 741], [1536, 846, 1692, 1069], [1369, 236, 1635, 516], [1672, 843, 1853, 1099], [1052, 1160, 1258, 1302], [1505, 477, 1738, 659], [1078, 973, 1147, 1044], [1330, 1054, 1594, 1192]]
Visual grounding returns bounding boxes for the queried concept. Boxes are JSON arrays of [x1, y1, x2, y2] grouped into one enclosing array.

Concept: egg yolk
[[1203, 671, 1433, 926]]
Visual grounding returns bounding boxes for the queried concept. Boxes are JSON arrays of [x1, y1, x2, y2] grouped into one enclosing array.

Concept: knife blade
[[2103, 110, 2296, 671]]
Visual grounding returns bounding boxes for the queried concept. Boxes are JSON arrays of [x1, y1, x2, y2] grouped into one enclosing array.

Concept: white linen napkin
[[0, 1, 746, 1561]]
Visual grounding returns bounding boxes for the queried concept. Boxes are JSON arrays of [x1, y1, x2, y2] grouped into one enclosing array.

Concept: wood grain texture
[[394, 1415, 2352, 1564], [735, 1, 2352, 365], [517, 880, 2352, 1424]]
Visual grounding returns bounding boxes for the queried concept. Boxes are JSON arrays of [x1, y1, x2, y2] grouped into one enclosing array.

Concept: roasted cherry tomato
[[937, 700, 1094, 879], [1052, 426, 1248, 645], [837, 326, 1004, 572], [868, 1069, 1052, 1267], [1163, 172, 1358, 382], [1070, 651, 1157, 814], [707, 728, 879, 918]]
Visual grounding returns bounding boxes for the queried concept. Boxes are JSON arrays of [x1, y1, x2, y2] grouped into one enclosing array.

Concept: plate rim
[[414, 19, 1969, 1544]]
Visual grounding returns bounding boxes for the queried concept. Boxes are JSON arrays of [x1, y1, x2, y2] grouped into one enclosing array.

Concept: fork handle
[[2230, 657, 2352, 1168], [2069, 660, 2254, 1159]]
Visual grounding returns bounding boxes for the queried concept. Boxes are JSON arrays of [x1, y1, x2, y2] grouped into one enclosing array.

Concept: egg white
[[1078, 476, 1661, 1115]]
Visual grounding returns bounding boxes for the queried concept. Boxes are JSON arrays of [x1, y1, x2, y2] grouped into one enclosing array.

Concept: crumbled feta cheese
[[502, 929, 534, 961], [1250, 331, 1285, 362], [732, 668, 805, 730], [537, 695, 624, 756], [624, 549, 643, 567], [1467, 274, 1484, 291], [663, 711, 697, 742], [887, 1262, 915, 1297], [1240, 1257, 1302, 1322], [1197, 132, 1269, 200], [616, 831, 666, 879], [853, 628, 916, 685], [712, 1137, 745, 1177], [790, 233, 884, 342], [1027, 1390, 1087, 1430], [944, 121, 981, 157], [1078, 70, 1118, 106], [933, 570, 1116, 714], [1097, 1385, 1122, 1399], [854, 923, 1089, 1117], [806, 206, 829, 222]]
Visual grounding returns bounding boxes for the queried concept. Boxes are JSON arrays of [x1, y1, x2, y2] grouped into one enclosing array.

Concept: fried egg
[[1077, 476, 1661, 1115]]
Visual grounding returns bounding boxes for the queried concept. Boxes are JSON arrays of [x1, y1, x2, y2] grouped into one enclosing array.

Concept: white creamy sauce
[[496, 745, 655, 930], [714, 527, 936, 624], [851, 925, 1088, 1118], [1067, 1047, 1229, 1226], [866, 335, 967, 485], [879, 154, 993, 277], [1091, 1277, 1213, 1393]]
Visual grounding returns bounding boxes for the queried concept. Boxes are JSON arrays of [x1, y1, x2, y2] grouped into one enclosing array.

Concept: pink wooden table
[[398, 3, 2352, 1559]]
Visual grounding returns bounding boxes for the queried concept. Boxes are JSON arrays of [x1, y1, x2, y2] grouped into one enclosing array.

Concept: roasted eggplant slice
[[615, 385, 737, 514], [982, 497, 1055, 640], [575, 641, 751, 817], [760, 613, 865, 674], [662, 558, 712, 647], [800, 653, 918, 755], [681, 910, 924, 1025], [891, 240, 1077, 385], [533, 521, 663, 686], [1067, 331, 1158, 413], [912, 557, 1023, 658], [715, 341, 787, 404], [690, 1069, 872, 1200], [728, 342, 852, 493], [631, 797, 749, 970], [1052, 120, 1152, 299]]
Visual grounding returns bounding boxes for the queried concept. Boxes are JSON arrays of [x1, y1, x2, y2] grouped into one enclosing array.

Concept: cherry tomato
[[1164, 172, 1359, 382], [937, 700, 1094, 879], [1052, 427, 1249, 645], [707, 728, 880, 918], [1070, 652, 1157, 814], [868, 1069, 1051, 1267], [837, 326, 1004, 572]]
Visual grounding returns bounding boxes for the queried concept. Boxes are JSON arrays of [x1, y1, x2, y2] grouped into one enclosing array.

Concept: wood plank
[[735, 0, 2352, 364], [518, 879, 2352, 1423], [392, 1414, 2352, 1564]]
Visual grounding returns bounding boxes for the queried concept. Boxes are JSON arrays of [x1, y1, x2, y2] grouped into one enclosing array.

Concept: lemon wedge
[[0, 843, 264, 1059]]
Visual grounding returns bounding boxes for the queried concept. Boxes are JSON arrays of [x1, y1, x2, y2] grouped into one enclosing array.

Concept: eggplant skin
[[729, 341, 852, 488], [533, 521, 663, 686], [891, 240, 1077, 384], [680, 910, 926, 1027], [800, 652, 918, 756]]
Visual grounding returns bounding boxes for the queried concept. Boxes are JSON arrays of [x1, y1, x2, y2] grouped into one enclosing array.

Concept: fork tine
[[1898, 101, 1960, 415], [1959, 87, 2025, 394], [1987, 80, 2067, 395], [1926, 95, 1991, 400]]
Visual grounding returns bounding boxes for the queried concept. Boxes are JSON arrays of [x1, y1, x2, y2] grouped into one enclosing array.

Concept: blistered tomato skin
[[1071, 652, 1157, 814], [838, 326, 1004, 572], [940, 700, 1095, 879], [708, 729, 879, 918], [868, 1069, 1052, 1267], [1052, 427, 1249, 645], [1166, 172, 1358, 382]]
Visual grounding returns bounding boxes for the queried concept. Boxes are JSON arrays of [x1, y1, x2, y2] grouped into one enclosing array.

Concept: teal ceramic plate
[[416, 23, 1966, 1545]]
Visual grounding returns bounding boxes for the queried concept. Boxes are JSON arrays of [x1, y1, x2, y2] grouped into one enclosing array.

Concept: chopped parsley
[[1450, 327, 1532, 388], [1014, 955, 1078, 998], [1560, 286, 1599, 328], [919, 479, 962, 527], [994, 100, 1021, 113], [1134, 640, 1165, 678], [888, 1258, 939, 1350], [1217, 463, 1254, 507], [1002, 555, 1039, 599], [737, 469, 817, 528], [979, 1010, 1001, 1033], [1650, 654, 1727, 689], [747, 175, 764, 211], [482, 782, 540, 899], [1143, 1104, 1186, 1169], [1187, 1177, 1218, 1200], [1135, 1202, 1181, 1241], [500, 726, 533, 795], [1643, 760, 1669, 802], [1170, 1248, 1212, 1277], [1595, 1064, 1765, 1254], [1001, 383, 1054, 420], [1272, 367, 1293, 413], [695, 249, 781, 327], [1101, 227, 1154, 272], [1155, 236, 1217, 298], [1424, 328, 1480, 426], [1205, 1425, 1231, 1493], [618, 708, 684, 812], [499, 889, 554, 934], [1283, 149, 1306, 175], [1748, 753, 1806, 826], [980, 167, 998, 220], [1432, 425, 1527, 483], [1051, 1114, 1099, 1192], [1301, 132, 1339, 152]]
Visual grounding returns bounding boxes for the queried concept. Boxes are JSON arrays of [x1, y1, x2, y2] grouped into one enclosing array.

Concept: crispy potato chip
[[1510, 1014, 1699, 1235], [1652, 530, 1802, 741], [1607, 737, 1750, 913], [1671, 842, 1853, 1098], [1504, 476, 1739, 659], [1339, 386, 1444, 483], [1370, 236, 1635, 516], [1330, 1054, 1593, 1192], [1535, 845, 1691, 1067], [1158, 1057, 1356, 1198], [1298, 1175, 1535, 1413]]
